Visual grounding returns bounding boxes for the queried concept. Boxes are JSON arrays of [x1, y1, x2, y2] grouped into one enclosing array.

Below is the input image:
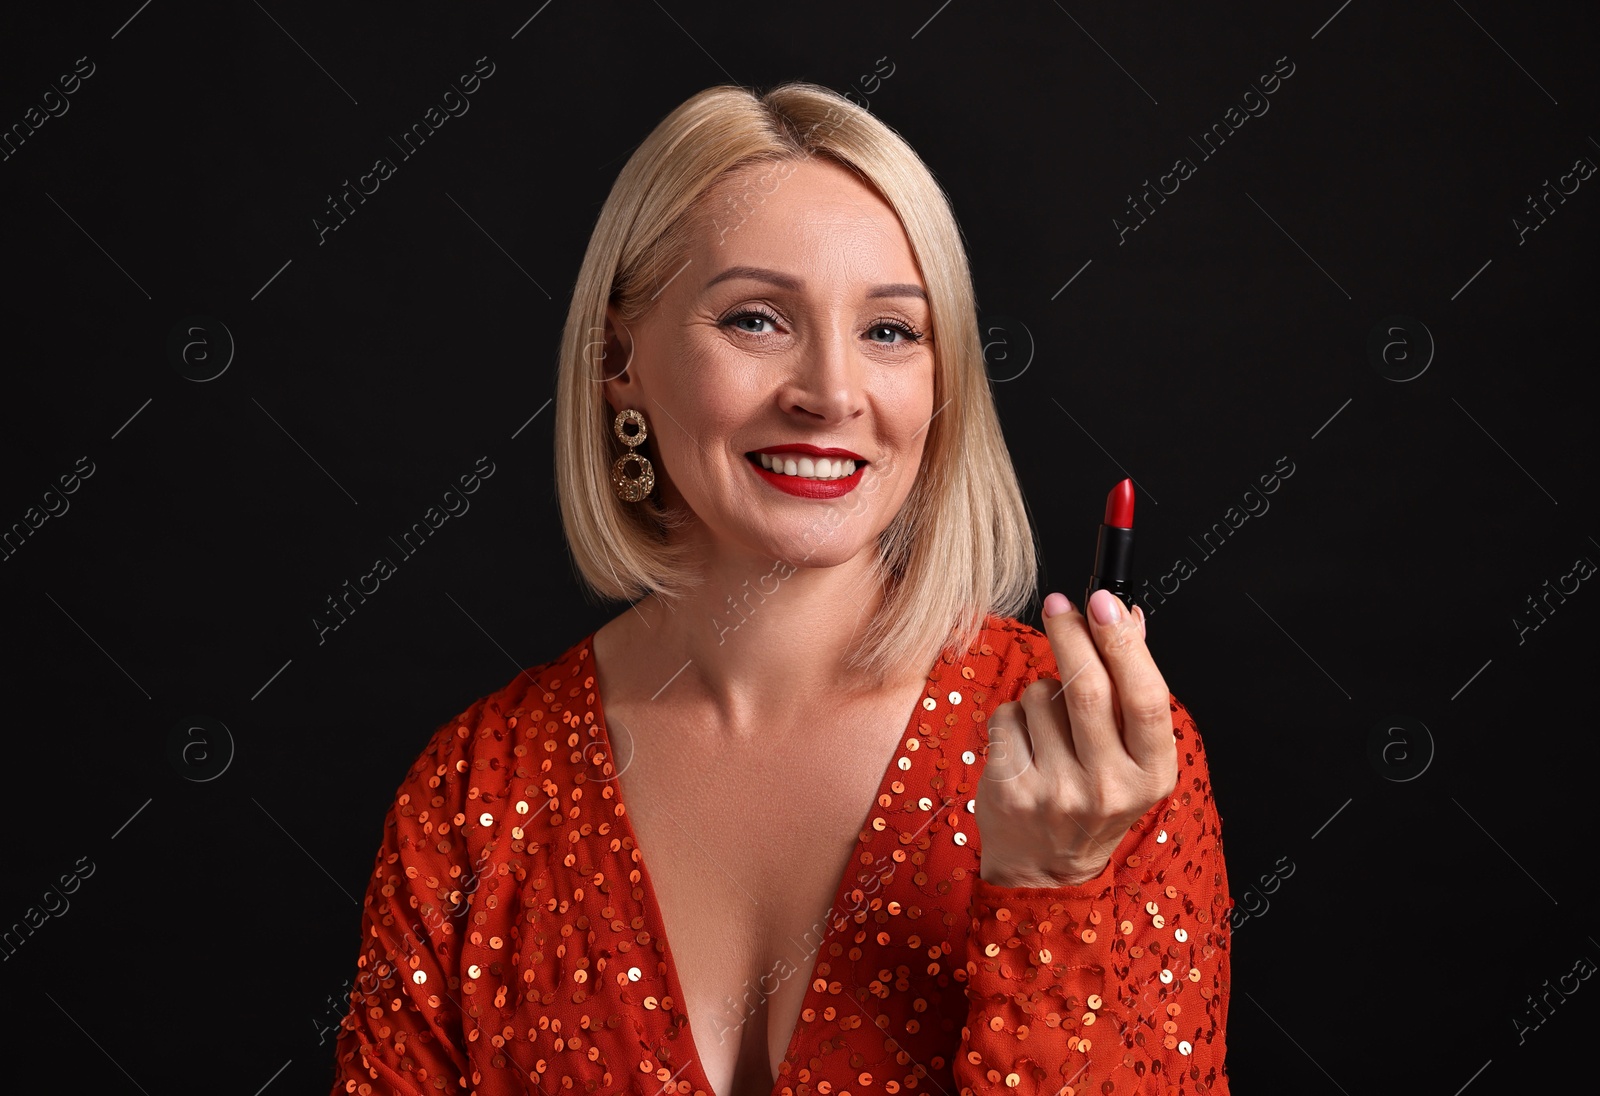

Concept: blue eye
[[722, 308, 927, 346], [723, 308, 780, 334], [868, 320, 926, 344]]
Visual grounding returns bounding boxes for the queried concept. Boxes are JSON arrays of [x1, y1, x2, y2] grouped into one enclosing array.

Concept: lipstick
[[745, 446, 867, 500], [748, 458, 864, 499], [1084, 478, 1136, 613]]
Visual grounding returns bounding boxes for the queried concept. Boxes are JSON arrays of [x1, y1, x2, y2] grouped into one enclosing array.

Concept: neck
[[595, 530, 905, 737]]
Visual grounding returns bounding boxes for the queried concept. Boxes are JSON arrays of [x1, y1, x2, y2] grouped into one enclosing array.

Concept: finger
[[1084, 589, 1173, 770], [981, 702, 1035, 785], [1013, 676, 1078, 775], [1037, 593, 1124, 771]]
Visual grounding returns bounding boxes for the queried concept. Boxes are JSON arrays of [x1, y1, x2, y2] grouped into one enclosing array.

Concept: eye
[[720, 308, 927, 346], [721, 307, 781, 335], [867, 320, 926, 345]]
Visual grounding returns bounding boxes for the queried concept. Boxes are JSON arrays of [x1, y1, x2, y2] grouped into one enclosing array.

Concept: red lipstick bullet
[[1085, 478, 1136, 613]]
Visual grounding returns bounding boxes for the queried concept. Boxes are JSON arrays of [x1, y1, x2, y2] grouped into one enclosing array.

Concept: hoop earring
[[611, 408, 656, 502]]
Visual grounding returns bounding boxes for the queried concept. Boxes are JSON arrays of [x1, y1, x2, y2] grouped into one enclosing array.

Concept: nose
[[781, 318, 865, 424]]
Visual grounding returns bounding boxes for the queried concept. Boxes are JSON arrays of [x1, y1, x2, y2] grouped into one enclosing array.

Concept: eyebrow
[[702, 265, 927, 301]]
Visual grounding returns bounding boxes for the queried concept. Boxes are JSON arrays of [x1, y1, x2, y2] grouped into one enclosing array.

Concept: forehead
[[688, 157, 923, 282]]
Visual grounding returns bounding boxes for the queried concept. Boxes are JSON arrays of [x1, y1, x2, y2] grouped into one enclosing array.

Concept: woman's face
[[603, 156, 937, 569]]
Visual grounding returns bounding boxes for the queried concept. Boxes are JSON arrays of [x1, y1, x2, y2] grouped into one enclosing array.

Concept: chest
[[603, 695, 919, 1096]]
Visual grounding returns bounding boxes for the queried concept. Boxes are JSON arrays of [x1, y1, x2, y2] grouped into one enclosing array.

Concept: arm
[[328, 714, 481, 1095], [954, 696, 1232, 1096]]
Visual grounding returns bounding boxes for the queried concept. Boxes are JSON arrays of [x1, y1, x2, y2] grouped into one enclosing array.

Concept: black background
[[2, 1, 1596, 1092]]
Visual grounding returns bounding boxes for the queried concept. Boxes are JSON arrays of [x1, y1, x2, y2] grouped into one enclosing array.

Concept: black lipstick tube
[[1084, 523, 1135, 614]]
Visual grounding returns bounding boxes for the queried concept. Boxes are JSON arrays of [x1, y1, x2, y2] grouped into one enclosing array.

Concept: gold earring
[[611, 408, 655, 502]]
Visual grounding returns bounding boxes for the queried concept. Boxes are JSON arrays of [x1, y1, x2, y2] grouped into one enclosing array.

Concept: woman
[[329, 81, 1232, 1096]]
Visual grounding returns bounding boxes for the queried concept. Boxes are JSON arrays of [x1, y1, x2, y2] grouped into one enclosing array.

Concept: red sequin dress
[[329, 613, 1233, 1095]]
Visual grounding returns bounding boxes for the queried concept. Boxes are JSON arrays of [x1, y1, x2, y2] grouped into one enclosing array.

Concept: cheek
[[669, 378, 756, 444], [645, 345, 762, 474], [872, 372, 935, 487], [878, 365, 937, 435]]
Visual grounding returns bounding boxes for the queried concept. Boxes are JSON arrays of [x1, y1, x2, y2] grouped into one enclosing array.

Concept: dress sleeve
[[328, 712, 480, 1095], [954, 694, 1233, 1096]]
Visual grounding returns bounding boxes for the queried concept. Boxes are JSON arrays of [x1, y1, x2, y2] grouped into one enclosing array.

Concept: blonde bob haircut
[[554, 80, 1038, 684]]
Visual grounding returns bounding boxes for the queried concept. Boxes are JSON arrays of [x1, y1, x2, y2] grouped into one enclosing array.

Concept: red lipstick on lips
[[747, 444, 867, 500], [1084, 478, 1136, 612]]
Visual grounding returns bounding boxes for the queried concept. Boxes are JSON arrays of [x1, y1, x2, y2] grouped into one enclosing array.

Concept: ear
[[598, 301, 638, 413]]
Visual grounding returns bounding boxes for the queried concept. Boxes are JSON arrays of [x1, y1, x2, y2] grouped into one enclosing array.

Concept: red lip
[[748, 444, 867, 461], [747, 455, 865, 498]]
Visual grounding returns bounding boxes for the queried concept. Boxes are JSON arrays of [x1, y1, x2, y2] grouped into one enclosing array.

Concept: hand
[[975, 589, 1178, 888]]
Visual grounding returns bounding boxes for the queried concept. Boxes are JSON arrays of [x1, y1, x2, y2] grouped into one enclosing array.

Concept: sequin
[[327, 614, 1234, 1096]]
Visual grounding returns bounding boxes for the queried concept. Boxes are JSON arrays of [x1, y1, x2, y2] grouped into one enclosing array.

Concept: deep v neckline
[[580, 633, 933, 1096]]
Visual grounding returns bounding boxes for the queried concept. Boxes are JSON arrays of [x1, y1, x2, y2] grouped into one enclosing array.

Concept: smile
[[744, 450, 867, 499], [747, 451, 859, 480]]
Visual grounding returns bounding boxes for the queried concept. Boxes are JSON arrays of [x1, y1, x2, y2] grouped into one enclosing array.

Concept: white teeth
[[756, 452, 858, 479]]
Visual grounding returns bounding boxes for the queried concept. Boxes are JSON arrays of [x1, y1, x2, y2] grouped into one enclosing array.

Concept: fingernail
[[1135, 604, 1146, 638], [1090, 588, 1121, 625], [1042, 592, 1073, 619]]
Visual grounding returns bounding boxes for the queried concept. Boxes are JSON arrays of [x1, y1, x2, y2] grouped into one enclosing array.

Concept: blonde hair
[[554, 81, 1038, 683]]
